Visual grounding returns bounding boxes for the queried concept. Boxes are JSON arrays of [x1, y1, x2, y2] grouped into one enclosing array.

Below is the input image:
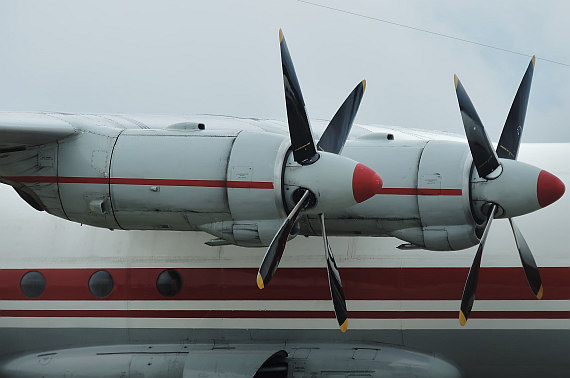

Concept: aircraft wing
[[0, 112, 76, 150]]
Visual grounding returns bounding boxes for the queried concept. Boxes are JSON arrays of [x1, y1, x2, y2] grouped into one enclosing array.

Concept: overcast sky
[[0, 0, 568, 141]]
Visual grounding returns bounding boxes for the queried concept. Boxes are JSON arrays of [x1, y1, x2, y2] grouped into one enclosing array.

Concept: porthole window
[[88, 270, 114, 298], [20, 271, 46, 298], [156, 269, 182, 297]]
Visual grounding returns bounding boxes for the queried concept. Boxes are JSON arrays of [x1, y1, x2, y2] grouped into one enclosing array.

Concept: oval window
[[20, 271, 46, 298], [156, 269, 182, 297], [88, 270, 114, 298]]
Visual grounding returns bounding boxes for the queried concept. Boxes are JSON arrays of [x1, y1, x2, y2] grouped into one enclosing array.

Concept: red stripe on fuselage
[[0, 267, 568, 301], [0, 310, 567, 319]]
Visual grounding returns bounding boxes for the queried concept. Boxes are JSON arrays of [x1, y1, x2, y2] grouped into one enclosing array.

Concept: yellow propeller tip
[[536, 285, 543, 300], [256, 273, 265, 290], [531, 55, 536, 67], [279, 29, 284, 43], [362, 79, 366, 93], [340, 319, 348, 333], [453, 74, 459, 89], [459, 311, 467, 326]]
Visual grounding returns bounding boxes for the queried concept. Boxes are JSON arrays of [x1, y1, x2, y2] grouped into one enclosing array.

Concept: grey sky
[[0, 0, 568, 141]]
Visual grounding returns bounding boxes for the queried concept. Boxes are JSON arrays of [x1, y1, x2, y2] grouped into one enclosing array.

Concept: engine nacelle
[[4, 126, 541, 252], [109, 129, 291, 237], [0, 128, 299, 246], [389, 140, 479, 250]]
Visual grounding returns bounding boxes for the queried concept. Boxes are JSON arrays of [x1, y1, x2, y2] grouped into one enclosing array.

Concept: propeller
[[454, 75, 502, 179], [459, 204, 496, 326], [320, 214, 348, 332], [455, 56, 555, 325], [256, 30, 381, 332], [279, 29, 318, 165], [497, 57, 535, 160], [257, 189, 311, 289], [317, 80, 366, 154]]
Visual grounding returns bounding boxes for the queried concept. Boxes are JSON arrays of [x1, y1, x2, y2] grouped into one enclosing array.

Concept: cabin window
[[88, 270, 114, 298], [20, 271, 46, 298], [156, 269, 182, 297]]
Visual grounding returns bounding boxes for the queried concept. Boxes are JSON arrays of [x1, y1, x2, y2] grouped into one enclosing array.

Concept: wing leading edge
[[0, 113, 75, 150]]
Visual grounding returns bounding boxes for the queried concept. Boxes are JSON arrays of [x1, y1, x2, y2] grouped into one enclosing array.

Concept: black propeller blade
[[457, 56, 543, 326], [497, 56, 535, 160], [509, 219, 543, 299], [454, 75, 502, 179], [257, 189, 310, 289], [317, 80, 366, 154], [495, 56, 542, 300], [320, 214, 348, 332], [280, 29, 318, 165], [460, 204, 497, 326], [257, 30, 370, 332]]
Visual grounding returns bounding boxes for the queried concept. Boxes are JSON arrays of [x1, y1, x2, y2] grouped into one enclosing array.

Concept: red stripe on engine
[[111, 178, 273, 189], [2, 176, 465, 194], [59, 177, 108, 184], [226, 181, 274, 189], [2, 176, 274, 189], [377, 188, 462, 196], [0, 267, 568, 301], [0, 310, 567, 319], [110, 178, 226, 187]]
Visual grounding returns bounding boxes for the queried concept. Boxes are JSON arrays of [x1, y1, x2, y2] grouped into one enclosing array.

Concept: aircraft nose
[[352, 163, 383, 203], [537, 170, 565, 208]]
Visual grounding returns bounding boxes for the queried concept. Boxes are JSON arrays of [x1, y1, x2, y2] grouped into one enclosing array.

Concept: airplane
[[0, 30, 567, 377]]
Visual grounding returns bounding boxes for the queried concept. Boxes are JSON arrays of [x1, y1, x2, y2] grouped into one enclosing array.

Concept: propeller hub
[[471, 159, 565, 219], [284, 152, 382, 214], [352, 163, 383, 203], [537, 170, 565, 208]]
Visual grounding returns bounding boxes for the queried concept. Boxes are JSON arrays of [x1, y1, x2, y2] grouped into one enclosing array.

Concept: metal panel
[[130, 354, 185, 377], [110, 130, 235, 230], [58, 130, 120, 229], [417, 140, 478, 250], [198, 218, 284, 247], [183, 348, 285, 378], [0, 144, 65, 218], [226, 131, 287, 221]]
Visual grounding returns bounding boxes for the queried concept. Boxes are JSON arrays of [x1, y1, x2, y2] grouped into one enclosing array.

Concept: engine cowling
[[389, 139, 564, 251], [389, 140, 480, 250]]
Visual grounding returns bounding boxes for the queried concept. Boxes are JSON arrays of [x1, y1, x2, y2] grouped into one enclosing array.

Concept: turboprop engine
[[0, 30, 381, 333], [387, 138, 564, 252], [451, 57, 564, 325]]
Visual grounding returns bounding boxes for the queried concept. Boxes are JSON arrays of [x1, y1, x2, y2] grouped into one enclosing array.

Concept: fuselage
[[0, 113, 568, 378]]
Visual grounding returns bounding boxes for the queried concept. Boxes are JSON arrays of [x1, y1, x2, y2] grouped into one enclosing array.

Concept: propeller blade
[[497, 57, 535, 160], [319, 214, 348, 332], [460, 204, 497, 326], [454, 75, 502, 179], [317, 80, 366, 154], [279, 29, 318, 165], [257, 189, 310, 289], [509, 218, 543, 299]]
